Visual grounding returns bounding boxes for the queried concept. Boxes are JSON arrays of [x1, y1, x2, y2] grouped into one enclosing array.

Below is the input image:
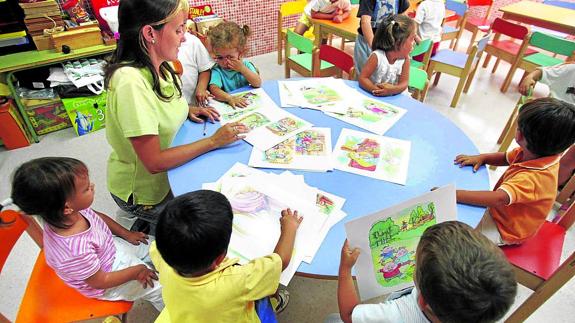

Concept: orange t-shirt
[[490, 147, 560, 243]]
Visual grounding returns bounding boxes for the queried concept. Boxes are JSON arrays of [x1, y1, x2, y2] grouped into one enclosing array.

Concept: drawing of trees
[[369, 218, 401, 247]]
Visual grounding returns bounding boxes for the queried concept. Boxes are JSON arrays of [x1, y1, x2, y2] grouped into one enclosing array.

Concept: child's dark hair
[[518, 97, 575, 156], [156, 190, 233, 275], [416, 221, 516, 323], [10, 157, 88, 230], [207, 21, 251, 52], [372, 14, 415, 52]]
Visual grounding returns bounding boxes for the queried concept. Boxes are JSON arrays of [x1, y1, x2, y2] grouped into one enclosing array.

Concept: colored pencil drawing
[[300, 85, 342, 105], [266, 117, 305, 136], [211, 89, 270, 122], [344, 99, 401, 123], [264, 140, 295, 164], [369, 202, 437, 288], [316, 193, 335, 215], [295, 130, 327, 156], [338, 136, 381, 172], [237, 112, 270, 130]]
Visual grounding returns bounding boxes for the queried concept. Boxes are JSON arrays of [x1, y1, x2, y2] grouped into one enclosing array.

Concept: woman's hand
[[210, 122, 249, 148], [189, 106, 220, 123]]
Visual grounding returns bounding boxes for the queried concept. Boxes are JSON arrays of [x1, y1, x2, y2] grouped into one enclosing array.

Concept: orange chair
[[313, 44, 356, 79], [500, 198, 575, 322], [0, 210, 133, 323], [481, 18, 537, 93], [464, 0, 494, 53]]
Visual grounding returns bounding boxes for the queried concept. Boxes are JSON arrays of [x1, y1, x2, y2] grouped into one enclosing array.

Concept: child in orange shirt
[[455, 98, 575, 245]]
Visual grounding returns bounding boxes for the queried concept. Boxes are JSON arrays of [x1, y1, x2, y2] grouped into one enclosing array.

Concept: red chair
[[313, 44, 356, 79], [481, 18, 537, 93], [0, 210, 133, 323], [500, 198, 575, 322], [464, 0, 494, 53]]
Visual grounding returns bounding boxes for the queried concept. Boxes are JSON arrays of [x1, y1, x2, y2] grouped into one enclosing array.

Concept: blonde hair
[[207, 21, 251, 52]]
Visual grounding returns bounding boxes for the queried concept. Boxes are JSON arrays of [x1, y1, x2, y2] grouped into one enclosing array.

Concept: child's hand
[[124, 231, 149, 245], [189, 105, 220, 123], [280, 208, 303, 233], [333, 14, 344, 23], [227, 95, 249, 109], [134, 264, 158, 288], [518, 76, 535, 96], [227, 57, 246, 73], [340, 239, 360, 270], [372, 83, 394, 96], [454, 154, 485, 172], [195, 89, 213, 107], [210, 122, 249, 147]]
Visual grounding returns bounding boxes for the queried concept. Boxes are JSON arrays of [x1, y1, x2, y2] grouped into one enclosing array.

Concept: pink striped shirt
[[43, 208, 116, 298]]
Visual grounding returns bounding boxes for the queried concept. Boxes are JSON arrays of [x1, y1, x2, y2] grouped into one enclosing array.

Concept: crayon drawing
[[300, 84, 342, 105], [316, 193, 335, 215], [266, 117, 306, 136], [237, 112, 270, 130], [295, 130, 326, 156], [210, 88, 276, 122], [333, 128, 410, 184], [369, 202, 436, 288], [265, 140, 295, 164]]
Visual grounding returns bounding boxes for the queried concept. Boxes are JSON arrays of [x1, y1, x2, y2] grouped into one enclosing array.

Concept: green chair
[[285, 29, 336, 78], [410, 38, 433, 71], [408, 66, 429, 102], [503, 32, 575, 91]]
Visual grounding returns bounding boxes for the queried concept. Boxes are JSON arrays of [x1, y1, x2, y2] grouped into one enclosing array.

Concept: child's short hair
[[11, 157, 88, 229], [518, 97, 575, 156], [156, 190, 233, 275], [416, 221, 516, 323], [207, 21, 251, 52], [372, 14, 415, 52]]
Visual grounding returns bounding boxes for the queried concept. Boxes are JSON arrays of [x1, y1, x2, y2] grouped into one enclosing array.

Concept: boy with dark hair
[[150, 190, 302, 322], [334, 221, 516, 323], [455, 97, 575, 245]]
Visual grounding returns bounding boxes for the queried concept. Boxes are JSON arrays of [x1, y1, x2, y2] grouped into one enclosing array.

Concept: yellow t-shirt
[[490, 147, 560, 243], [150, 242, 282, 323], [106, 67, 188, 205]]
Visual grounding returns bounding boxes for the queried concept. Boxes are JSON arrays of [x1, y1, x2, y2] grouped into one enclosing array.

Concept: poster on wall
[[345, 185, 457, 300]]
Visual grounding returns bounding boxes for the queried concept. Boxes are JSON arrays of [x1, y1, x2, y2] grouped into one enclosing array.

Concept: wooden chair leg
[[420, 82, 429, 102], [491, 58, 501, 74], [501, 64, 518, 93], [285, 61, 291, 79], [464, 63, 480, 93], [497, 110, 518, 144], [467, 29, 478, 54], [490, 118, 517, 170], [482, 53, 491, 68], [453, 35, 461, 51], [433, 72, 441, 86], [278, 34, 283, 65], [449, 38, 456, 49], [450, 75, 467, 108]]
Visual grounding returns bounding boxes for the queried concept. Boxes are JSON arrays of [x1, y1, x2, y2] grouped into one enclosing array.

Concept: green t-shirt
[[106, 66, 188, 205]]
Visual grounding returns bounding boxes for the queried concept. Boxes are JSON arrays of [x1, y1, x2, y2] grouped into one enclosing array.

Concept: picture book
[[209, 88, 276, 123], [278, 78, 352, 114], [345, 185, 457, 300], [248, 127, 333, 172], [332, 128, 411, 184], [326, 95, 407, 136]]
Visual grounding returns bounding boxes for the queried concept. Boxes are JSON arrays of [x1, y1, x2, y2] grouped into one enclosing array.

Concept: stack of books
[[19, 0, 65, 37], [0, 0, 32, 54]]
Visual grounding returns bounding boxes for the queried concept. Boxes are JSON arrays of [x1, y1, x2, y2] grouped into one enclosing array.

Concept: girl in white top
[[359, 14, 416, 96], [414, 0, 445, 60]]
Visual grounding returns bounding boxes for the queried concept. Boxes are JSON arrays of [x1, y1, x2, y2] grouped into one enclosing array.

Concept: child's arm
[[229, 58, 262, 88], [209, 84, 249, 108], [195, 69, 212, 106], [333, 9, 351, 23], [373, 59, 410, 96], [94, 210, 148, 245], [454, 152, 508, 172], [311, 10, 339, 20], [85, 265, 157, 289], [273, 208, 303, 270], [519, 69, 542, 96], [358, 54, 380, 94], [338, 239, 361, 323], [456, 189, 510, 208]]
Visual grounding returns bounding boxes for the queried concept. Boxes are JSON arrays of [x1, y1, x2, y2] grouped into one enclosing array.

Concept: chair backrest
[[0, 210, 28, 272], [544, 0, 575, 10], [445, 0, 468, 17], [279, 0, 306, 17], [318, 44, 355, 76], [287, 29, 314, 54], [530, 31, 575, 58], [490, 18, 529, 40], [408, 67, 428, 91], [350, 0, 360, 4], [410, 38, 433, 57], [466, 33, 490, 68], [466, 0, 493, 7]]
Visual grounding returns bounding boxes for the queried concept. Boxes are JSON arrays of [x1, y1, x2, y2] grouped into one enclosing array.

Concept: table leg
[[7, 71, 39, 143]]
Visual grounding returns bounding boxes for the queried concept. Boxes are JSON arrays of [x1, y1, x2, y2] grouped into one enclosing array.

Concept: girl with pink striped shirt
[[5, 157, 164, 311]]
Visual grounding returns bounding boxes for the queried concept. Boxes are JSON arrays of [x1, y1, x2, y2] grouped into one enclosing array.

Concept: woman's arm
[[360, 15, 374, 47]]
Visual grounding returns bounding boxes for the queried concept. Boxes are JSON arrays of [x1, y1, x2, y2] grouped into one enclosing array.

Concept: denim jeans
[[111, 192, 173, 234]]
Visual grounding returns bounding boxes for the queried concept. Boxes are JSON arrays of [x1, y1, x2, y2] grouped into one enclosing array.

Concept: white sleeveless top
[[369, 50, 405, 85]]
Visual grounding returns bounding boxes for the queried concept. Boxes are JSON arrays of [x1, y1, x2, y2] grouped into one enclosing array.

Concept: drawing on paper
[[316, 194, 335, 215], [338, 136, 381, 172], [216, 91, 265, 122], [295, 130, 326, 156], [266, 117, 305, 136], [300, 85, 342, 105], [368, 202, 436, 287], [345, 99, 401, 123], [237, 112, 270, 130], [264, 140, 295, 164]]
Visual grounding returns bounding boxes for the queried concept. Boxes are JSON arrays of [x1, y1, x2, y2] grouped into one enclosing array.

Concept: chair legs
[[482, 53, 492, 68], [463, 61, 481, 94], [450, 75, 467, 108], [278, 34, 283, 65], [285, 61, 291, 79], [491, 58, 501, 74], [490, 115, 517, 170]]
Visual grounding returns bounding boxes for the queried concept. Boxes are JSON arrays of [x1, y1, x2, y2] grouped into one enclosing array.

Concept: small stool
[[0, 97, 30, 149]]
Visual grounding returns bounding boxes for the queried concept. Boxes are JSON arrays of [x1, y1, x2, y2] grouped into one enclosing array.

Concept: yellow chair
[[285, 30, 337, 78], [277, 0, 315, 65], [0, 210, 133, 323], [426, 34, 490, 108]]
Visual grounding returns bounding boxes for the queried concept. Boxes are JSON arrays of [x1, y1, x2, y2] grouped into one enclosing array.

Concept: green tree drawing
[[409, 209, 419, 226], [428, 203, 436, 218], [370, 218, 401, 247]]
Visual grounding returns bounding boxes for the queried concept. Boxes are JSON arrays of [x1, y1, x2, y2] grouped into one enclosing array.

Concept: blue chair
[[426, 34, 490, 107], [441, 0, 468, 51]]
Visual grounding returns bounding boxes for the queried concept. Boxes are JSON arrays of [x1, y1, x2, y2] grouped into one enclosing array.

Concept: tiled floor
[[1, 35, 574, 322]]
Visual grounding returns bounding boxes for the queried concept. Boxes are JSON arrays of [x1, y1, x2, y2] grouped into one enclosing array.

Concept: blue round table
[[169, 79, 489, 278]]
